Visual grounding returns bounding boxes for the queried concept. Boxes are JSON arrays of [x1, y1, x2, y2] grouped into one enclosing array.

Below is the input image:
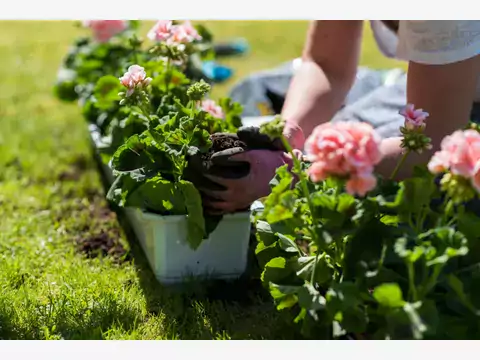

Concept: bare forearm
[[376, 57, 480, 181], [281, 21, 363, 142], [281, 61, 353, 138]]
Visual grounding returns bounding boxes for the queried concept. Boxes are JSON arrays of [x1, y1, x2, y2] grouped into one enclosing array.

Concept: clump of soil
[[63, 194, 130, 263], [76, 229, 129, 262], [201, 133, 247, 163], [58, 155, 90, 182], [210, 133, 247, 152]]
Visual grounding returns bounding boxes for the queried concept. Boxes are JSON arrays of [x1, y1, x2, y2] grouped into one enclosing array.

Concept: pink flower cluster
[[119, 65, 152, 97], [83, 20, 128, 43], [305, 121, 383, 197], [399, 103, 429, 130], [428, 129, 480, 191], [147, 20, 202, 44], [201, 100, 225, 119]]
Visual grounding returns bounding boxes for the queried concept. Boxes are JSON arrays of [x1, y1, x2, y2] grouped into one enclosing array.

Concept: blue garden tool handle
[[213, 38, 249, 57], [199, 39, 250, 83], [202, 61, 234, 83]]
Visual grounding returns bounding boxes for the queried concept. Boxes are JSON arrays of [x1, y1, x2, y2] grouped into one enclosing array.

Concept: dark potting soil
[[202, 133, 247, 162]]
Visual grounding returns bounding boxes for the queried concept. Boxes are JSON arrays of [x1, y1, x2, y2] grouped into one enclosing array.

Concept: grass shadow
[[119, 219, 304, 339]]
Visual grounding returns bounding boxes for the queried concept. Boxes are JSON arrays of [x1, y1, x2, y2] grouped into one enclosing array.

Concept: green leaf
[[178, 180, 206, 250], [398, 178, 435, 214], [255, 241, 284, 269], [125, 177, 185, 214], [336, 193, 356, 213], [110, 134, 150, 172], [343, 218, 392, 281], [419, 227, 469, 266], [380, 215, 400, 226], [310, 192, 336, 211], [269, 283, 300, 310], [297, 283, 326, 312], [255, 220, 277, 247], [326, 282, 363, 310], [296, 255, 333, 285], [261, 257, 294, 285], [447, 274, 480, 315], [457, 212, 480, 264], [394, 237, 426, 264], [277, 233, 300, 254], [263, 165, 296, 224], [93, 75, 122, 110], [373, 283, 405, 308], [326, 283, 367, 334], [189, 127, 212, 153]]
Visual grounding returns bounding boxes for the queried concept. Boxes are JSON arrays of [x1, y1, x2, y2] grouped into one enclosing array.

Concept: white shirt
[[370, 20, 480, 100]]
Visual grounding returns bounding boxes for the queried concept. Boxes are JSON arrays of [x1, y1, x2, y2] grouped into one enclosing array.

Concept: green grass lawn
[[0, 20, 406, 340]]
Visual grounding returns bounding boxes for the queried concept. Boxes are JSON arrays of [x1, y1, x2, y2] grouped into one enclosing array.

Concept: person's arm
[[376, 21, 480, 179], [281, 20, 364, 145]]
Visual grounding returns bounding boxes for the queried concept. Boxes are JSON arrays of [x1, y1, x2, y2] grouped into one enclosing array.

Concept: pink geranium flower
[[428, 129, 480, 191], [119, 65, 152, 97], [168, 21, 202, 44], [346, 172, 378, 198], [399, 104, 429, 130], [147, 20, 173, 42], [83, 20, 128, 43], [201, 99, 224, 119], [305, 121, 383, 196]]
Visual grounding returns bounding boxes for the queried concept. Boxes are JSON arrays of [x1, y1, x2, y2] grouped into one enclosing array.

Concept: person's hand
[[282, 120, 306, 150], [184, 125, 304, 214], [200, 148, 297, 213]]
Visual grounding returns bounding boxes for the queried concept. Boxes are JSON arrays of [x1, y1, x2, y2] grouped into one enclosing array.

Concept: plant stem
[[280, 137, 316, 226], [190, 100, 196, 119], [136, 102, 158, 142], [280, 136, 327, 284], [137, 102, 154, 123], [407, 261, 417, 302], [421, 264, 443, 298], [311, 252, 320, 285], [390, 151, 409, 180], [165, 57, 172, 92]]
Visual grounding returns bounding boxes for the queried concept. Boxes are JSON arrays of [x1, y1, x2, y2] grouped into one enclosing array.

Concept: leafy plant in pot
[[254, 111, 480, 339], [106, 63, 248, 252]]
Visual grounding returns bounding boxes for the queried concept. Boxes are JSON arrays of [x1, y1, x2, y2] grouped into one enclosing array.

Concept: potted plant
[[253, 111, 480, 339], [103, 58, 251, 283]]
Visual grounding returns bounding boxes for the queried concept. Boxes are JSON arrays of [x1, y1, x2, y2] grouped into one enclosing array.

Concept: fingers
[[209, 147, 246, 165], [203, 196, 246, 215], [208, 148, 250, 178], [211, 132, 239, 140], [292, 149, 304, 160], [283, 121, 305, 150], [197, 175, 236, 200]]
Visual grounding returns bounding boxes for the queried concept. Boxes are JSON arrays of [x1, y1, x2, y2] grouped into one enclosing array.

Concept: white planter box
[[88, 124, 115, 185], [125, 208, 251, 284], [88, 125, 252, 284]]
